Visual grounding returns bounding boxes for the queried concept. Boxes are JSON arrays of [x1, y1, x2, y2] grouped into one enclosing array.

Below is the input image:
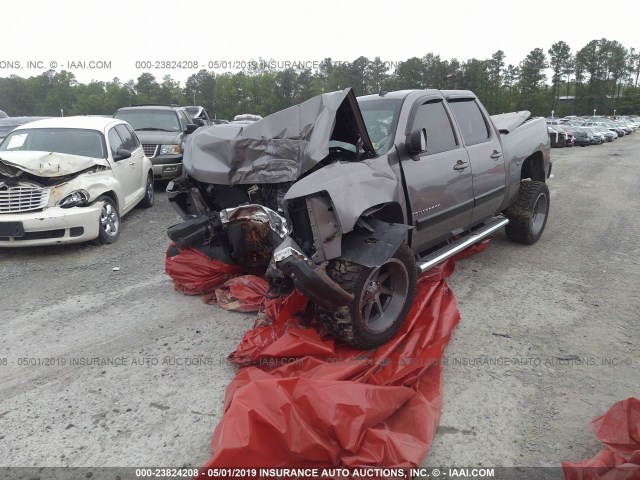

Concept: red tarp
[[563, 398, 640, 480], [165, 242, 490, 473], [165, 247, 246, 296]]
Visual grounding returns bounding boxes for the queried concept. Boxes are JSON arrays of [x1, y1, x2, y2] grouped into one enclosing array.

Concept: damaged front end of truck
[[167, 89, 415, 348]]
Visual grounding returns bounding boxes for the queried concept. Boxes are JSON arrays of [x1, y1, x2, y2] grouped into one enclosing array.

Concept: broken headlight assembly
[[58, 190, 89, 208]]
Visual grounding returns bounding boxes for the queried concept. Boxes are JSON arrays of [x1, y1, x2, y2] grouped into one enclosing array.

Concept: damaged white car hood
[[0, 151, 110, 177]]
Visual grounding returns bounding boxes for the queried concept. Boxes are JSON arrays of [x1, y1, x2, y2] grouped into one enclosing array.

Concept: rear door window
[[448, 99, 490, 146]]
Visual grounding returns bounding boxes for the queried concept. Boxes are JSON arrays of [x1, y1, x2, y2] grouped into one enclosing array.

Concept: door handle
[[453, 161, 469, 171], [129, 161, 135, 166], [490, 150, 502, 160]]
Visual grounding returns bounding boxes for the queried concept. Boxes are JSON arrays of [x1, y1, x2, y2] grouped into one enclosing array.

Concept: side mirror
[[408, 128, 427, 155], [114, 148, 131, 161], [192, 118, 205, 126], [184, 123, 199, 134]]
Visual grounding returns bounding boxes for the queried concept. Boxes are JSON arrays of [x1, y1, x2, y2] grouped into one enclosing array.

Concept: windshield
[[357, 97, 403, 154], [114, 110, 180, 132], [0, 128, 107, 158]]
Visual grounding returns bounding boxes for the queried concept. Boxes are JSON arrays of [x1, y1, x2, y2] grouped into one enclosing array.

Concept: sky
[[1, 0, 639, 85]]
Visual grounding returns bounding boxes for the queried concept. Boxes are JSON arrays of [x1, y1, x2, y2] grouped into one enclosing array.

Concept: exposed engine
[[167, 179, 296, 268], [200, 182, 293, 213]]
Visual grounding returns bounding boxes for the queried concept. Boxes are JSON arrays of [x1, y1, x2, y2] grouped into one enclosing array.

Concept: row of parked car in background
[[546, 115, 639, 147], [0, 104, 261, 247]]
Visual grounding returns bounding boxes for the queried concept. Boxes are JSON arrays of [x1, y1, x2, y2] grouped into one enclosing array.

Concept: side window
[[124, 123, 140, 147], [181, 111, 192, 126], [127, 127, 138, 149], [108, 128, 125, 159], [176, 111, 187, 129], [448, 99, 490, 146], [115, 124, 138, 151], [411, 100, 458, 155]]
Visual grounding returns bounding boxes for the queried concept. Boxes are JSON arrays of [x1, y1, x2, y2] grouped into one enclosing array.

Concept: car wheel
[[139, 173, 154, 208], [321, 242, 417, 349], [97, 196, 121, 244], [504, 181, 550, 245]]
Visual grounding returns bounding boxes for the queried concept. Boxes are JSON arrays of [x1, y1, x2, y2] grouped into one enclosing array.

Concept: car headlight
[[59, 190, 89, 208], [160, 144, 181, 155]]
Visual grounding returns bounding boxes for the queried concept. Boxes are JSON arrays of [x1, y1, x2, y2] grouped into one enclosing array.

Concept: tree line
[[2, 38, 639, 120]]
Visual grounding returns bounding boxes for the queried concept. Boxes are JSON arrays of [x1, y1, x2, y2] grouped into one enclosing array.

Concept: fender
[[283, 153, 400, 235], [339, 218, 411, 268]]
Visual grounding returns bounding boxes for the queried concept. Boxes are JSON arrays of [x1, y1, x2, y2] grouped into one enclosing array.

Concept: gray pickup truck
[[167, 88, 551, 348]]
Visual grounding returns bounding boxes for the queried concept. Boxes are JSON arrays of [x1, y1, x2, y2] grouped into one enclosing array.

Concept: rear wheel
[[321, 243, 417, 349], [504, 181, 549, 244]]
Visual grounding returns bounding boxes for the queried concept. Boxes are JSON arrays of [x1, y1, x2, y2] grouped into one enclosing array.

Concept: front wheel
[[321, 242, 417, 349], [504, 181, 550, 245], [96, 196, 121, 244], [139, 173, 154, 208]]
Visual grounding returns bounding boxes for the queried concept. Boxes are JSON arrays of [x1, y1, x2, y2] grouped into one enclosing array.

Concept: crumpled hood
[[0, 151, 110, 177], [183, 88, 376, 185]]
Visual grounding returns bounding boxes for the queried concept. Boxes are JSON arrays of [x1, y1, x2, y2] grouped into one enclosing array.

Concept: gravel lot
[[1, 134, 638, 469]]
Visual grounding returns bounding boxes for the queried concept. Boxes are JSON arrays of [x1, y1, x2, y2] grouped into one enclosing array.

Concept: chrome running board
[[417, 216, 509, 273]]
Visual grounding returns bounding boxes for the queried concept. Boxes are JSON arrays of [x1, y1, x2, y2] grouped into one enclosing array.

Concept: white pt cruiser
[[0, 116, 154, 246]]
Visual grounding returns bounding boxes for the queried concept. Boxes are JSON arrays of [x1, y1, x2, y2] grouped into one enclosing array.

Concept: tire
[[139, 173, 154, 208], [166, 244, 180, 258], [96, 196, 121, 244], [504, 181, 550, 245], [321, 242, 417, 349]]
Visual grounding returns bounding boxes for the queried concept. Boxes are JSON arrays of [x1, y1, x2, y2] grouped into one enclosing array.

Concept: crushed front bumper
[[273, 238, 354, 310]]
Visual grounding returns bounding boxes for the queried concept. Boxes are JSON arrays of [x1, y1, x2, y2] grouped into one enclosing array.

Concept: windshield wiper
[[135, 127, 173, 132]]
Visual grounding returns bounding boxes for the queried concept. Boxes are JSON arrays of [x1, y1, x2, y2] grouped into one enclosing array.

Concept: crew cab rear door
[[446, 95, 505, 226], [401, 96, 473, 254]]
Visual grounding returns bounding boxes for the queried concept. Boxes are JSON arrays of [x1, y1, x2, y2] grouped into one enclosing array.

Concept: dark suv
[[113, 106, 198, 180]]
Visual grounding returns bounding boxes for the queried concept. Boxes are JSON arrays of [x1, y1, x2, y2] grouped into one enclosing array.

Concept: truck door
[[447, 98, 506, 226], [401, 97, 473, 254]]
